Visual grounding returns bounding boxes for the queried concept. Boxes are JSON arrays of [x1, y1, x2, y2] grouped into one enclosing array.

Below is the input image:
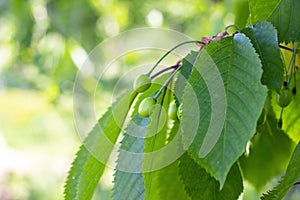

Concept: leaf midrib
[[265, 0, 282, 21]]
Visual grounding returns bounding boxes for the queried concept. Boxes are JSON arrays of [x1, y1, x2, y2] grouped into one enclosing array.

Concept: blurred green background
[[1, 0, 298, 199]]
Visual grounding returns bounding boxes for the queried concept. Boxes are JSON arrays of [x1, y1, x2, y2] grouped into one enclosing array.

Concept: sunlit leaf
[[239, 107, 294, 190], [262, 142, 300, 199], [233, 0, 249, 28], [153, 122, 190, 200], [143, 108, 190, 199], [64, 93, 132, 200]]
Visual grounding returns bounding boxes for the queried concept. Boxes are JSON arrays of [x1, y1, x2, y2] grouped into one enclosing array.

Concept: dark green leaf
[[181, 33, 267, 187], [239, 108, 294, 190], [262, 142, 300, 200], [179, 153, 243, 200], [249, 0, 300, 43], [242, 21, 284, 93], [64, 93, 132, 200]]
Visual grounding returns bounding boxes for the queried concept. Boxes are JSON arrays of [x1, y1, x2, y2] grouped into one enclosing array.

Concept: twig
[[150, 60, 181, 80], [279, 45, 300, 56]]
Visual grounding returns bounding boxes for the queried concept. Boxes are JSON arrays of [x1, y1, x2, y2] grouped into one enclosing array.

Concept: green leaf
[[242, 21, 284, 93], [249, 0, 300, 43], [154, 122, 190, 200], [64, 93, 132, 200], [142, 75, 188, 200], [179, 153, 243, 200], [141, 67, 191, 199], [174, 50, 199, 105], [142, 87, 171, 200], [233, 0, 249, 28], [113, 72, 173, 200], [181, 33, 267, 187], [113, 74, 167, 199], [262, 142, 300, 200], [239, 107, 294, 190], [143, 114, 190, 200], [156, 160, 190, 200], [113, 114, 150, 200]]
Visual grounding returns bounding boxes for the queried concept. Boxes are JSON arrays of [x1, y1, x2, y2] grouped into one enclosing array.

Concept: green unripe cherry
[[168, 101, 178, 120], [134, 74, 151, 93], [177, 103, 183, 120], [277, 88, 292, 108], [138, 97, 156, 117]]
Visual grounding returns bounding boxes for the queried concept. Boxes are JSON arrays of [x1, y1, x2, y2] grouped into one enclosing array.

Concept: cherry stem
[[287, 42, 298, 86], [293, 71, 297, 94], [153, 64, 182, 100], [150, 60, 181, 80], [293, 43, 298, 93], [294, 181, 300, 186], [280, 107, 284, 118], [279, 45, 300, 56], [147, 40, 204, 76], [278, 108, 284, 129]]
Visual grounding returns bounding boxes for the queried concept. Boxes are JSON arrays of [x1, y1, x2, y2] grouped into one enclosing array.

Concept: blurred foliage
[[0, 0, 264, 199], [0, 0, 243, 93]]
